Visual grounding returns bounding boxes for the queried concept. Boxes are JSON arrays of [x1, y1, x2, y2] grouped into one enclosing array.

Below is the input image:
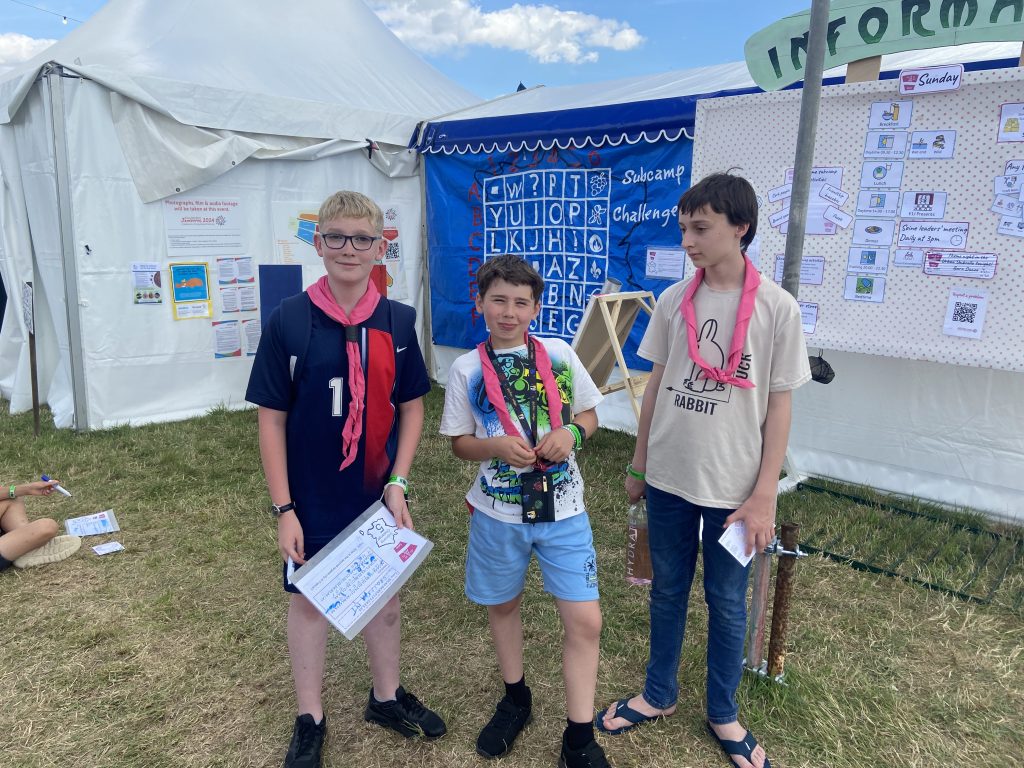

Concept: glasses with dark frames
[[318, 232, 381, 251]]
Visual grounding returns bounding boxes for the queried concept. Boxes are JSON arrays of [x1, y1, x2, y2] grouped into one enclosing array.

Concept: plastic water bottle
[[626, 500, 653, 585]]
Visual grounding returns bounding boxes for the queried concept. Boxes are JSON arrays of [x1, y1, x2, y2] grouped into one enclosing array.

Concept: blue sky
[[0, 0, 812, 97]]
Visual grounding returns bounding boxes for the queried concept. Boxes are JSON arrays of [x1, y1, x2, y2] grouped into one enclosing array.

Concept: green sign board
[[745, 0, 1024, 91]]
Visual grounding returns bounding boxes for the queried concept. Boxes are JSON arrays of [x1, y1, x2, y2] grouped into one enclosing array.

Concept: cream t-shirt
[[639, 275, 811, 508]]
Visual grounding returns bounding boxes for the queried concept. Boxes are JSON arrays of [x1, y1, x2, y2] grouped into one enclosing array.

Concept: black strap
[[484, 338, 539, 445]]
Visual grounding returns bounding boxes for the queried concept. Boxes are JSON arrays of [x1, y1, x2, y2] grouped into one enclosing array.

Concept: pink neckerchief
[[679, 255, 759, 390], [476, 334, 564, 441], [307, 276, 381, 470]]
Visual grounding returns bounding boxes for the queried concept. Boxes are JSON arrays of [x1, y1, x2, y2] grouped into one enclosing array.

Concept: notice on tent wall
[[163, 197, 245, 256], [693, 68, 1024, 372], [169, 262, 212, 320], [131, 262, 163, 305], [272, 201, 321, 264]]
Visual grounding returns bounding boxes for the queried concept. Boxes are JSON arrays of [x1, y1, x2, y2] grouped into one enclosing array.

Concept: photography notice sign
[[289, 502, 432, 640]]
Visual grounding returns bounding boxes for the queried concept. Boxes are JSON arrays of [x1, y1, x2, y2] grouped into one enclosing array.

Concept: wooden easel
[[571, 290, 656, 423]]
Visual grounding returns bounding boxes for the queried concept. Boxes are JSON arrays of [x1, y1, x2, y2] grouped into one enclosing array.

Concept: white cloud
[[370, 1, 643, 64], [0, 33, 56, 75]]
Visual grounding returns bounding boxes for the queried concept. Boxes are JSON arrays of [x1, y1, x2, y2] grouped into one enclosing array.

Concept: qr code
[[952, 301, 977, 323], [385, 240, 400, 261]]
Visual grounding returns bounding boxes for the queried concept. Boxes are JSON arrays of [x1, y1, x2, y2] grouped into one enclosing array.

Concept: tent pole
[[45, 65, 89, 431], [745, 0, 830, 678], [418, 154, 435, 378]]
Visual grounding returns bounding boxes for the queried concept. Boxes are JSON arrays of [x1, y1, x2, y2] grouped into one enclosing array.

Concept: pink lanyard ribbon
[[476, 335, 564, 441], [306, 276, 381, 470], [679, 255, 760, 390]]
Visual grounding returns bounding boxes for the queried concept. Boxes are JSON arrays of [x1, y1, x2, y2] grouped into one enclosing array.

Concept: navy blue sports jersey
[[246, 295, 430, 544]]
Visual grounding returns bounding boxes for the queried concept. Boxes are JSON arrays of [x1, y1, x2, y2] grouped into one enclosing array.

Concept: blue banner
[[425, 137, 693, 369]]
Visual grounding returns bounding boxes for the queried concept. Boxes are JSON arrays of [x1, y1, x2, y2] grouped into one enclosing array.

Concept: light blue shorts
[[465, 509, 600, 605]]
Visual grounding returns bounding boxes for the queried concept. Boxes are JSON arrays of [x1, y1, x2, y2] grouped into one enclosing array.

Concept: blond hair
[[318, 190, 383, 234]]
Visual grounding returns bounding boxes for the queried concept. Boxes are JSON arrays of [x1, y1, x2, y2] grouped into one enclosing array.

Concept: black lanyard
[[484, 338, 539, 445]]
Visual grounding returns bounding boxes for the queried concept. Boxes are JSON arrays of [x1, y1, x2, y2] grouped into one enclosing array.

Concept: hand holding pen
[[40, 475, 73, 497]]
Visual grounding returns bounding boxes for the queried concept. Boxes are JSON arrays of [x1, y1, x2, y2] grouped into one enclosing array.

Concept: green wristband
[[625, 464, 646, 481], [8, 484, 15, 499], [386, 475, 409, 494]]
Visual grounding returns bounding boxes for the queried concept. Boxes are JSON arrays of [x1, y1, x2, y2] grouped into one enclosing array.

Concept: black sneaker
[[364, 685, 447, 739], [476, 693, 533, 759], [282, 714, 326, 768], [558, 734, 612, 768]]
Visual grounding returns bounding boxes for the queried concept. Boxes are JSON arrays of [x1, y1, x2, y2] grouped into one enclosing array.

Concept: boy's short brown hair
[[476, 255, 544, 302], [318, 190, 383, 234], [678, 172, 758, 251]]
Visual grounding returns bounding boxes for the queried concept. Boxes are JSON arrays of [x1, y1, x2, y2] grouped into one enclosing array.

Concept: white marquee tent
[[0, 0, 478, 429], [415, 42, 1024, 522]]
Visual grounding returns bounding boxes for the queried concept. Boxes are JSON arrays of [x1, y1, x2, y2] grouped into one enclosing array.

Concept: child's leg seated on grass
[[0, 498, 60, 565]]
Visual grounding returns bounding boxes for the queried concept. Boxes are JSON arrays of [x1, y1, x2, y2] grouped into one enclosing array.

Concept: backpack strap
[[278, 292, 311, 397]]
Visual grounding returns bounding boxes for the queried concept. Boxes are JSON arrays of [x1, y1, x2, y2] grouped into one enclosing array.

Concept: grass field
[[1, 388, 1021, 768]]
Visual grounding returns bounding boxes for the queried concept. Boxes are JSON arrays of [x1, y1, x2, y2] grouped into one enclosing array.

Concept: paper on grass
[[65, 509, 119, 537], [92, 541, 124, 556], [718, 521, 754, 567], [290, 501, 433, 640]]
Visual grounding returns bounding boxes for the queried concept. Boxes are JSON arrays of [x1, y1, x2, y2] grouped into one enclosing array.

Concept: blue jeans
[[641, 484, 750, 725]]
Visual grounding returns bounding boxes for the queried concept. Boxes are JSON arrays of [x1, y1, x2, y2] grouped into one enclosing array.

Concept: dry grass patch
[[1, 389, 1021, 767]]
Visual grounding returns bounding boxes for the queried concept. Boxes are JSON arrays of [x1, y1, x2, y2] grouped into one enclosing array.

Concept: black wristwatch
[[271, 501, 295, 517]]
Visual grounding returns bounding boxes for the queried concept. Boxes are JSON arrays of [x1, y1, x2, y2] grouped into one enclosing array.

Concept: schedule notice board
[[693, 67, 1024, 372]]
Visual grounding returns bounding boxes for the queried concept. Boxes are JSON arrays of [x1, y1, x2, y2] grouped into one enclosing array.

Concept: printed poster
[[798, 302, 818, 335], [273, 201, 322, 264], [169, 262, 212, 320], [847, 247, 890, 275], [646, 246, 686, 281], [907, 130, 956, 160], [860, 161, 904, 189], [213, 320, 242, 358], [851, 219, 896, 247], [162, 197, 244, 256], [899, 191, 947, 220], [897, 221, 969, 251], [131, 261, 163, 305], [773, 255, 824, 285]]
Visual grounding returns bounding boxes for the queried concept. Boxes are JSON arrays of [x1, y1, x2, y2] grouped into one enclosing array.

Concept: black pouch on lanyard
[[519, 469, 555, 524]]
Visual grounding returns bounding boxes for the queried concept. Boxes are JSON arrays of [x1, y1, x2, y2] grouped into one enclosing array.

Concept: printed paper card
[[851, 219, 896, 247], [645, 247, 686, 281], [773, 255, 825, 285], [290, 502, 433, 640], [899, 191, 947, 220], [994, 175, 1023, 196], [893, 248, 924, 267], [819, 183, 849, 206], [997, 104, 1024, 143], [863, 130, 908, 160], [823, 205, 853, 229], [66, 510, 120, 537], [897, 221, 969, 251], [898, 64, 962, 95], [997, 215, 1024, 238], [990, 194, 1023, 218], [868, 100, 913, 129], [923, 251, 997, 280], [843, 275, 886, 303], [798, 302, 819, 335], [847, 247, 891, 275], [855, 190, 899, 218], [860, 161, 904, 189], [943, 289, 989, 338], [767, 183, 792, 203], [907, 130, 956, 160]]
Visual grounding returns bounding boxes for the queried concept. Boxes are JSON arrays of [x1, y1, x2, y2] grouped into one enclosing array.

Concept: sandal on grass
[[14, 535, 82, 568], [706, 722, 771, 768], [594, 697, 665, 735]]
